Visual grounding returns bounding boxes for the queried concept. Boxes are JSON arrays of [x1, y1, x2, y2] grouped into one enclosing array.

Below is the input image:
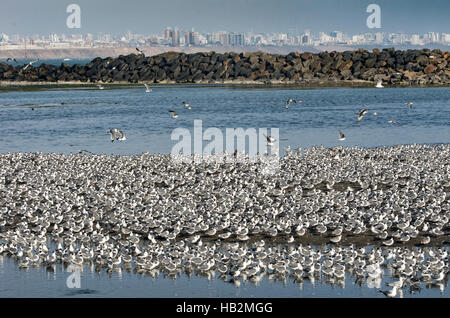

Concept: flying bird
[[405, 102, 413, 109], [144, 83, 152, 92], [388, 120, 398, 124], [375, 79, 384, 88], [6, 57, 17, 63], [97, 84, 104, 90], [285, 98, 302, 109], [263, 134, 276, 146], [136, 47, 145, 56], [338, 130, 346, 141], [108, 129, 126, 142], [22, 58, 39, 70], [169, 110, 178, 118], [356, 109, 368, 122]]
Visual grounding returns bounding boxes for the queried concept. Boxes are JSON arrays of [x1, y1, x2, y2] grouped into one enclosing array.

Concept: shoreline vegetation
[[0, 48, 449, 90]]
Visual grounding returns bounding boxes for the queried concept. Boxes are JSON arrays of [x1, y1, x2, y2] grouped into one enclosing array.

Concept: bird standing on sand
[[338, 131, 346, 141], [356, 109, 368, 122], [144, 84, 152, 92], [22, 58, 39, 70], [169, 110, 178, 118], [108, 129, 126, 142]]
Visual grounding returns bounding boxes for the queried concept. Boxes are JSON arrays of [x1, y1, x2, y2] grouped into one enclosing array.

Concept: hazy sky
[[1, 0, 449, 35]]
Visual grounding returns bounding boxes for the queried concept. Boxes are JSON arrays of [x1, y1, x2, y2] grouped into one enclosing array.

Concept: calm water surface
[[0, 86, 449, 155]]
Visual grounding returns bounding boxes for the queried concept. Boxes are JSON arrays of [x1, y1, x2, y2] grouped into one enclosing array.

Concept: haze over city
[[1, 0, 449, 35]]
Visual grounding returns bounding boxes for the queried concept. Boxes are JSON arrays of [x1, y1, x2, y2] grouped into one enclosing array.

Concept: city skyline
[[1, 0, 450, 36], [1, 27, 449, 49]]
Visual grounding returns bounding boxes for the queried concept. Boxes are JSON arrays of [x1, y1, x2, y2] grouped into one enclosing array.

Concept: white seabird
[[356, 109, 368, 122], [263, 134, 276, 146], [108, 128, 126, 142], [338, 130, 346, 141], [144, 84, 152, 92], [375, 79, 384, 88], [136, 47, 145, 56], [22, 58, 39, 70], [285, 98, 302, 109]]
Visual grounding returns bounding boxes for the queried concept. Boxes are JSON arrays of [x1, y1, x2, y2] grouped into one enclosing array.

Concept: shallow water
[[0, 248, 447, 298], [0, 86, 449, 155]]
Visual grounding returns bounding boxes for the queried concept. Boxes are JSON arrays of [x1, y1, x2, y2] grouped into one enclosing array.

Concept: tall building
[[375, 32, 383, 43], [330, 31, 343, 42], [0, 33, 9, 42], [410, 34, 421, 45], [443, 33, 450, 43], [185, 30, 195, 45], [171, 29, 180, 46], [164, 27, 172, 41], [218, 32, 229, 45], [228, 32, 244, 46]]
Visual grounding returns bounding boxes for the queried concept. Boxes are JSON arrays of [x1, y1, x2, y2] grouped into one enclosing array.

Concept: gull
[[285, 99, 302, 109], [378, 286, 399, 298], [108, 128, 126, 142], [388, 120, 398, 124], [6, 57, 17, 63], [338, 131, 346, 141], [329, 235, 342, 243], [375, 79, 384, 88], [373, 112, 377, 116], [263, 134, 276, 146], [22, 58, 39, 70], [383, 238, 394, 246], [169, 110, 178, 118], [182, 101, 191, 110], [97, 84, 104, 90], [420, 236, 431, 245], [144, 83, 152, 92], [136, 47, 145, 56], [405, 102, 413, 109], [356, 109, 368, 122], [387, 277, 405, 289]]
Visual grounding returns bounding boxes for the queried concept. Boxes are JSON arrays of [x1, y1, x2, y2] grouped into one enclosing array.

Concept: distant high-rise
[[171, 29, 180, 46], [228, 32, 244, 46], [164, 27, 172, 41], [185, 30, 195, 45]]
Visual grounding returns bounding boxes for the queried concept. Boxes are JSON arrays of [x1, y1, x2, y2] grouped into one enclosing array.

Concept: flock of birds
[[1, 54, 448, 296], [0, 143, 448, 296]]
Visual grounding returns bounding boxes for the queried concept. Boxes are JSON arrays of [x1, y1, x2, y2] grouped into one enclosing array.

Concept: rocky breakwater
[[1, 48, 449, 86]]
